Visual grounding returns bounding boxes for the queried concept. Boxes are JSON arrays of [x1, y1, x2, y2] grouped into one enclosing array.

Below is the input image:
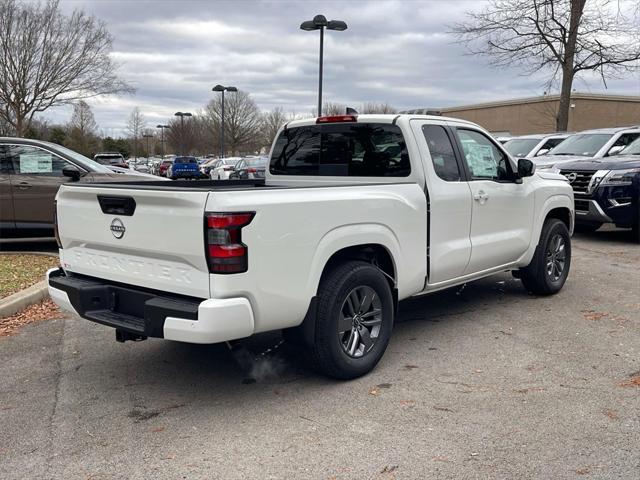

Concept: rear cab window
[[270, 122, 410, 177]]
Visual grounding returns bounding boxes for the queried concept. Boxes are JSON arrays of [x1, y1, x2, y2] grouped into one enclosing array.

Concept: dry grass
[[0, 254, 58, 299]]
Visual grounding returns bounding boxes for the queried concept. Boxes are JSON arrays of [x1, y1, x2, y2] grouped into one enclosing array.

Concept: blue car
[[169, 156, 199, 179]]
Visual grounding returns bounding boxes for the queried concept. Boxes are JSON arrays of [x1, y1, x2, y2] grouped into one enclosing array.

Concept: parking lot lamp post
[[142, 133, 153, 165], [212, 85, 238, 158], [174, 112, 192, 155], [156, 124, 170, 159], [300, 15, 347, 116]]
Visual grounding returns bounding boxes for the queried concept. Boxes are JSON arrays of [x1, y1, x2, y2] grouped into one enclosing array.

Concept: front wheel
[[519, 218, 571, 295], [310, 261, 394, 379]]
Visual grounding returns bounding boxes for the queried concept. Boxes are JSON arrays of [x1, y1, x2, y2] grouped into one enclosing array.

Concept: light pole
[[156, 124, 170, 160], [300, 15, 347, 116], [174, 112, 192, 155], [142, 133, 153, 165], [212, 85, 237, 158]]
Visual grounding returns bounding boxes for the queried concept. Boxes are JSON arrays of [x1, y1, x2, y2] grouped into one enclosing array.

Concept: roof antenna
[[346, 107, 358, 115]]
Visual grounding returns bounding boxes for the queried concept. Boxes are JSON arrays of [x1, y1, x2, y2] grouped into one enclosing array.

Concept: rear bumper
[[47, 268, 254, 344]]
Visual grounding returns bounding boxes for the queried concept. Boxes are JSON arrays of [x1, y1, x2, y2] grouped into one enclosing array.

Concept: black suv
[[557, 137, 640, 242]]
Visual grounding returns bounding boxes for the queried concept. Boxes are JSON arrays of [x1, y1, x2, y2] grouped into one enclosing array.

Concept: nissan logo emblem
[[110, 218, 126, 239], [564, 172, 577, 183]]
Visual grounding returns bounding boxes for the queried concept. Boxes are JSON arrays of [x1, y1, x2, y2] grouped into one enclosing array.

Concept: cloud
[[39, 0, 640, 134]]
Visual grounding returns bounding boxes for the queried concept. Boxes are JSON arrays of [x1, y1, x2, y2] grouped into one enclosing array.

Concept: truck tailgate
[[56, 184, 210, 298]]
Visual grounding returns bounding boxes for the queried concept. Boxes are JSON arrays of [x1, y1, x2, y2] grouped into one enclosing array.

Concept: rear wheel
[[310, 261, 394, 379], [519, 218, 571, 295]]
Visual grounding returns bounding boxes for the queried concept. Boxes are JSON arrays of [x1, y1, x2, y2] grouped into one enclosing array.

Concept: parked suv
[[503, 133, 569, 158], [534, 126, 640, 170], [556, 136, 640, 241], [167, 156, 199, 179], [0, 138, 156, 238]]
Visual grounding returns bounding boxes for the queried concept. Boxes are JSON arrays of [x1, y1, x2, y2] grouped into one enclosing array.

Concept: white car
[[209, 158, 241, 180], [534, 126, 640, 170], [503, 133, 569, 158], [48, 114, 574, 379]]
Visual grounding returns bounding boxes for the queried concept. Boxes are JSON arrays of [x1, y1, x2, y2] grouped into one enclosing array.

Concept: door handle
[[16, 181, 32, 190], [473, 190, 489, 203]]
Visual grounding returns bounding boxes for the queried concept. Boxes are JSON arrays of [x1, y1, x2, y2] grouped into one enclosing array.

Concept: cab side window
[[422, 125, 461, 181], [5, 145, 72, 176], [456, 129, 512, 181]]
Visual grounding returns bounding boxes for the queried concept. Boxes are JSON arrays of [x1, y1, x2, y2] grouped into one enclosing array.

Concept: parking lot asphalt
[[1, 229, 639, 480]]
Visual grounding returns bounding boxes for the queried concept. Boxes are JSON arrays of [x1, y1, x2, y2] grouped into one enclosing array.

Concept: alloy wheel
[[338, 286, 383, 358], [545, 234, 566, 281]]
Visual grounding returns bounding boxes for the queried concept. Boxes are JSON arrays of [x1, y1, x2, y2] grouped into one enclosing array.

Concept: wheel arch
[[519, 194, 574, 267], [293, 226, 402, 348]]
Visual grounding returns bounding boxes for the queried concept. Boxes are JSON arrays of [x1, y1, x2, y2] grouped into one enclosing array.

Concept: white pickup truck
[[48, 114, 574, 379]]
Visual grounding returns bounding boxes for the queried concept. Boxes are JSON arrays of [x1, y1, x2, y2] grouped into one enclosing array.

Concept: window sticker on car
[[19, 152, 53, 173]]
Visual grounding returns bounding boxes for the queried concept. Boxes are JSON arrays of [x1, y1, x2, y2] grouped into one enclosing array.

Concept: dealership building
[[405, 92, 640, 137]]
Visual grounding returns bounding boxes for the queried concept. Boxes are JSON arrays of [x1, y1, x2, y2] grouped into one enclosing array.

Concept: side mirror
[[607, 145, 624, 156], [517, 158, 535, 178], [62, 165, 82, 181], [535, 148, 549, 156]]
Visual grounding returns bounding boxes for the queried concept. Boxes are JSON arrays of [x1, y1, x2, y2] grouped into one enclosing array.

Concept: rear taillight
[[247, 167, 257, 173], [205, 212, 254, 274], [54, 199, 62, 249]]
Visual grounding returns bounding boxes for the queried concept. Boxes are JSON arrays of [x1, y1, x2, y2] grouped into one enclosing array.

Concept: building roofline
[[439, 92, 640, 112]]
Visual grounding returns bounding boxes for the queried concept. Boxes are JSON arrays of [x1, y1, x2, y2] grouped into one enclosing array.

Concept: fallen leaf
[[0, 300, 62, 337], [152, 426, 165, 433], [368, 387, 379, 396], [619, 376, 640, 388], [603, 409, 618, 420], [380, 465, 398, 473], [404, 364, 419, 370], [575, 467, 590, 475], [399, 400, 415, 408], [581, 310, 608, 321]]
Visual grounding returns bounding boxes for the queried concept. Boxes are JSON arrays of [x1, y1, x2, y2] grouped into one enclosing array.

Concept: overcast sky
[[44, 0, 640, 135]]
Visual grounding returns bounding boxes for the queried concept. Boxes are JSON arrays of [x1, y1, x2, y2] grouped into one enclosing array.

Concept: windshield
[[503, 139, 540, 157], [619, 137, 640, 155], [548, 133, 611, 157]]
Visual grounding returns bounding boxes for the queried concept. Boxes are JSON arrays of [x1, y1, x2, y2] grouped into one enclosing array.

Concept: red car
[[158, 159, 173, 176]]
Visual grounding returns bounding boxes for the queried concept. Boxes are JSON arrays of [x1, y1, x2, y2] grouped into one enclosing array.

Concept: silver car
[[209, 158, 242, 180]]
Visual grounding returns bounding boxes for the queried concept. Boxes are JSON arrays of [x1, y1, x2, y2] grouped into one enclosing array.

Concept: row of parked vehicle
[[148, 155, 269, 180], [497, 126, 640, 237]]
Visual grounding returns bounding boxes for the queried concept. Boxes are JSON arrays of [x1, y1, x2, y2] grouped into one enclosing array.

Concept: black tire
[[574, 223, 602, 233], [310, 261, 394, 380], [520, 219, 571, 295]]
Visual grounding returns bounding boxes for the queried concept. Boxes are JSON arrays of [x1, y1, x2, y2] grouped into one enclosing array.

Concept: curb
[[0, 280, 49, 318]]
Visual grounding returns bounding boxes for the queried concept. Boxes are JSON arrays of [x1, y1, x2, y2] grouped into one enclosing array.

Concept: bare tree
[[68, 101, 97, 137], [65, 100, 99, 156], [205, 90, 261, 155], [126, 107, 145, 159], [451, 0, 640, 131], [360, 102, 398, 114], [0, 0, 132, 136], [260, 107, 288, 149]]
